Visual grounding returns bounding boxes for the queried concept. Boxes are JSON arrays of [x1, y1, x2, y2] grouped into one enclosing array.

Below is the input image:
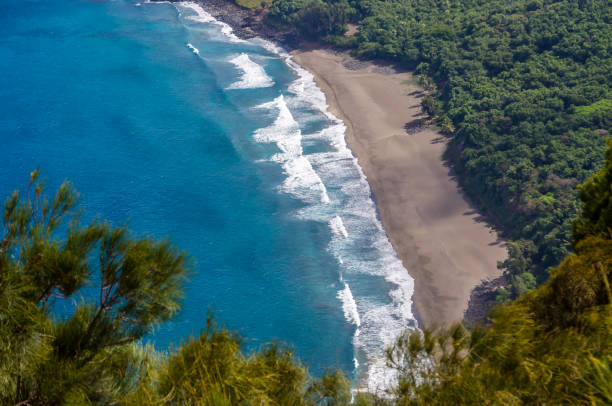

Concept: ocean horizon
[[0, 0, 417, 388]]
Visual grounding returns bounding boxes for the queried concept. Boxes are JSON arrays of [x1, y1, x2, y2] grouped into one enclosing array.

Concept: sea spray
[[227, 53, 274, 90], [338, 281, 361, 327], [329, 215, 349, 238]]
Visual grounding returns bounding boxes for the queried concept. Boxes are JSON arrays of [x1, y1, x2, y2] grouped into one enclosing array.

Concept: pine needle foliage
[[382, 141, 612, 405], [0, 171, 188, 405], [0, 173, 351, 406], [125, 316, 351, 405]]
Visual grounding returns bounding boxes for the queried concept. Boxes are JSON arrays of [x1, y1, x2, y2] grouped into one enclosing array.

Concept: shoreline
[[162, 0, 299, 48], [162, 0, 507, 327], [292, 50, 506, 326]]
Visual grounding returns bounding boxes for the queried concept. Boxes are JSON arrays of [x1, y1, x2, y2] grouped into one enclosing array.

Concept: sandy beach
[[293, 49, 507, 327]]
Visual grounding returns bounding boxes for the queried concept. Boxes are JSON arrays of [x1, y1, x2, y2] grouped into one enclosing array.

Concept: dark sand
[[293, 49, 507, 327]]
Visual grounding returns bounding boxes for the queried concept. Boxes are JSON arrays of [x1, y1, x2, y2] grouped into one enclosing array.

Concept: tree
[[382, 143, 612, 405], [573, 139, 612, 244], [268, 0, 612, 293], [0, 173, 351, 405], [126, 316, 351, 405], [0, 170, 188, 405]]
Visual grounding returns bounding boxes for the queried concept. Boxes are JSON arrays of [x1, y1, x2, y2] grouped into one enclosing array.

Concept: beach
[[293, 49, 507, 327], [157, 0, 504, 342]]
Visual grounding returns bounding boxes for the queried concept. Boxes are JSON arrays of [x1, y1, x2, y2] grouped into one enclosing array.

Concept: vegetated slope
[[383, 141, 612, 405], [267, 0, 612, 297]]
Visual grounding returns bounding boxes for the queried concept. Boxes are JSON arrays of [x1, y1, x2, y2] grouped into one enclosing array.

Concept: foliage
[[0, 173, 350, 405], [573, 139, 612, 243], [384, 236, 612, 405], [380, 145, 612, 405], [267, 0, 356, 38], [267, 0, 612, 295], [126, 316, 351, 405], [233, 0, 272, 11], [0, 170, 188, 405], [1, 144, 610, 404]]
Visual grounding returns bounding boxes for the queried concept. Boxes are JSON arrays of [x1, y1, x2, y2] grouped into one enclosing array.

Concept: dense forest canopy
[[266, 0, 612, 297]]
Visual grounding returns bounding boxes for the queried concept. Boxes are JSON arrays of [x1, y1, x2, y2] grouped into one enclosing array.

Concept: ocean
[[0, 0, 417, 388]]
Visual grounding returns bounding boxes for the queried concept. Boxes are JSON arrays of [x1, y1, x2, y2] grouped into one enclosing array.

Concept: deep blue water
[[0, 0, 417, 386]]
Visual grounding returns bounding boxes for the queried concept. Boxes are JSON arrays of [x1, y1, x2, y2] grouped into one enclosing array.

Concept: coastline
[[291, 49, 506, 326], [167, 0, 299, 47], [162, 0, 507, 327]]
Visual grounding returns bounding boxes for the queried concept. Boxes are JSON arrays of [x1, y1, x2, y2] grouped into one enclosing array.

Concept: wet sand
[[293, 48, 507, 327]]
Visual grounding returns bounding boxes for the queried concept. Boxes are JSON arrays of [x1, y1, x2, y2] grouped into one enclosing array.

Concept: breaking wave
[[254, 96, 330, 204], [255, 40, 419, 391], [149, 0, 418, 392], [186, 43, 199, 55], [174, 1, 244, 42], [227, 53, 274, 90]]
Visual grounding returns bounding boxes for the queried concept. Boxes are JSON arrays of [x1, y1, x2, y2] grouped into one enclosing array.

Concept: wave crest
[[254, 96, 330, 204], [186, 43, 199, 55], [227, 53, 274, 90], [175, 1, 244, 42]]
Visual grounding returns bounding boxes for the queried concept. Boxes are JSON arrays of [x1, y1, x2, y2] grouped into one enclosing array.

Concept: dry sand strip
[[293, 48, 507, 327]]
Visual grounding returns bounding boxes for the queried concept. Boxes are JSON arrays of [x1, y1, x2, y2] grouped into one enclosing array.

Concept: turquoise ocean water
[[0, 0, 417, 387]]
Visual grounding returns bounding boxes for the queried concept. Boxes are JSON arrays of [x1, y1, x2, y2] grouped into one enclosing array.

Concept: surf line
[[260, 39, 419, 391], [146, 0, 419, 391]]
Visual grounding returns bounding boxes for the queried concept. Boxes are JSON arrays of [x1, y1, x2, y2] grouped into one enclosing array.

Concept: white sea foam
[[227, 53, 274, 90], [254, 96, 302, 159], [186, 43, 199, 55], [254, 96, 330, 204], [338, 281, 361, 327], [252, 38, 330, 113], [175, 2, 244, 42], [330, 216, 349, 238], [282, 157, 331, 204], [257, 40, 419, 392], [251, 77, 416, 390]]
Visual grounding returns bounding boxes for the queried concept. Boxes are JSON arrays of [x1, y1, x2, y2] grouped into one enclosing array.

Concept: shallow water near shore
[[0, 0, 417, 388]]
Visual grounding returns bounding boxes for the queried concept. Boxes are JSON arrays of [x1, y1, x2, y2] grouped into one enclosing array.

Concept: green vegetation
[[384, 140, 612, 405], [0, 171, 349, 405], [0, 170, 188, 405], [573, 138, 612, 243], [267, 0, 612, 297], [123, 320, 351, 405], [1, 141, 611, 404], [267, 0, 355, 38], [2, 1, 610, 402], [234, 0, 272, 10]]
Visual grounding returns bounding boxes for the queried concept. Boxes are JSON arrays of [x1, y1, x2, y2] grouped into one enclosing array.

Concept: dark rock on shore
[[157, 0, 298, 49], [463, 276, 507, 328]]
